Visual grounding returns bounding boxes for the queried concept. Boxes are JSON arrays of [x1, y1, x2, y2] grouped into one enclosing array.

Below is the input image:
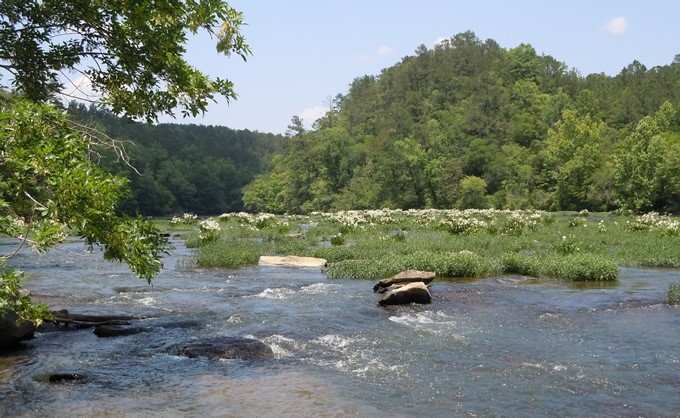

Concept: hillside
[[243, 31, 680, 213], [68, 103, 286, 215]]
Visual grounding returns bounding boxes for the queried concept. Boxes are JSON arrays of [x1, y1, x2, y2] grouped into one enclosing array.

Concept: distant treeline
[[244, 31, 680, 214], [68, 103, 285, 216]]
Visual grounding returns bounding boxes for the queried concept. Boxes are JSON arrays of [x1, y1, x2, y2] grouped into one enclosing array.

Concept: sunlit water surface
[[1, 238, 679, 417]]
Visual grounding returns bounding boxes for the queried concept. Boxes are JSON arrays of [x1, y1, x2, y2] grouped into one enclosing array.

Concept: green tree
[[613, 102, 677, 211], [543, 109, 609, 210], [0, 0, 250, 122], [457, 176, 488, 209], [0, 0, 249, 324]]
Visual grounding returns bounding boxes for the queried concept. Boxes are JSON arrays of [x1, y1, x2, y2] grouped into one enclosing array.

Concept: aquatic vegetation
[[176, 210, 680, 282], [668, 283, 680, 305]]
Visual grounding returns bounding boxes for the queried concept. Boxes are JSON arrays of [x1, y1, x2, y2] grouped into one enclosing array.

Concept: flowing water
[[1, 238, 679, 417]]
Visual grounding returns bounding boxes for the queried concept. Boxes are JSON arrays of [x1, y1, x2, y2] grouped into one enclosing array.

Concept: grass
[[162, 209, 680, 281]]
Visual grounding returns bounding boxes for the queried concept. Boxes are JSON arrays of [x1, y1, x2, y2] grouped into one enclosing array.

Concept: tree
[[542, 109, 609, 210], [0, 0, 250, 122], [613, 102, 677, 211], [0, 0, 250, 324], [457, 176, 488, 209]]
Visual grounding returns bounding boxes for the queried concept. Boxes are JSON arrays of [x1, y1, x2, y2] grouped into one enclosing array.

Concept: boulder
[[373, 269, 435, 293], [167, 336, 274, 361], [0, 309, 35, 348], [378, 282, 432, 307], [258, 255, 327, 268]]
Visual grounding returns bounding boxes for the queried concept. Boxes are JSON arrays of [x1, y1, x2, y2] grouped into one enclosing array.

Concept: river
[[1, 238, 679, 417]]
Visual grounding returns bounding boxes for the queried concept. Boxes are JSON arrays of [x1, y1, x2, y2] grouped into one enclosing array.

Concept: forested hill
[[68, 103, 285, 216], [243, 30, 680, 214]]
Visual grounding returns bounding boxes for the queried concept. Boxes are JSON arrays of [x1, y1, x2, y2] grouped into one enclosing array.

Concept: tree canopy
[[244, 31, 680, 214]]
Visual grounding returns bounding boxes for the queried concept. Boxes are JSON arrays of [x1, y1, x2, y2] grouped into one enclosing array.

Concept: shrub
[[542, 254, 618, 281], [195, 240, 264, 269], [501, 253, 540, 277]]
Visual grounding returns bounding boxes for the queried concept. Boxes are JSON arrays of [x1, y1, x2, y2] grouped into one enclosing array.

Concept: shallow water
[[1, 238, 679, 417]]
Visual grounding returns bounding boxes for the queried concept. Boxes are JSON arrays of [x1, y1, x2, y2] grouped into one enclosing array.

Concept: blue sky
[[163, 1, 680, 134]]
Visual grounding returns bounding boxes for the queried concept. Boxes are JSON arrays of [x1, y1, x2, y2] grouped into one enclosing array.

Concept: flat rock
[[167, 336, 274, 361], [378, 281, 432, 307], [258, 255, 327, 268], [373, 269, 435, 292]]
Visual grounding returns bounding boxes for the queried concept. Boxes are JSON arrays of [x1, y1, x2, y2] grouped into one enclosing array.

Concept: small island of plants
[[166, 209, 680, 284]]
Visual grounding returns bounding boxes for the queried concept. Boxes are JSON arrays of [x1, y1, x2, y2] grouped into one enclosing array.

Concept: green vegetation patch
[[174, 210, 680, 282]]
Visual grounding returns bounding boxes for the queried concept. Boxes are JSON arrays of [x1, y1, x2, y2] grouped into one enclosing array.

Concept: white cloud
[[300, 105, 328, 127], [377, 45, 394, 56], [59, 73, 100, 103], [434, 36, 449, 47], [604, 16, 629, 35]]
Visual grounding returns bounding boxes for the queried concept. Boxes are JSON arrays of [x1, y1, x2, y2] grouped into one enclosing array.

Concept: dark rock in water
[[112, 286, 166, 294], [93, 319, 201, 338], [373, 269, 435, 293], [48, 373, 90, 384], [167, 336, 274, 361], [378, 282, 432, 307], [94, 325, 151, 338], [0, 309, 35, 348]]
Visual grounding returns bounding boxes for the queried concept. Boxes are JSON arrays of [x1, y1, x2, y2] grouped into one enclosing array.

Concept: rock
[[378, 282, 432, 307], [258, 255, 327, 268], [112, 286, 166, 294], [373, 269, 435, 292], [93, 319, 201, 338], [93, 325, 151, 338], [48, 373, 90, 384], [167, 336, 274, 361], [0, 309, 35, 348]]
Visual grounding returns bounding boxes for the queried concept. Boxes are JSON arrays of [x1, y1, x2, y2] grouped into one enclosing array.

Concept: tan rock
[[258, 255, 328, 268], [378, 281, 432, 306], [373, 269, 435, 292]]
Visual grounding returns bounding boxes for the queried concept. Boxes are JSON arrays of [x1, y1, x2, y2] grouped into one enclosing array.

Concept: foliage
[[242, 31, 680, 214], [669, 283, 680, 305], [0, 0, 250, 122], [0, 101, 173, 322], [541, 255, 618, 281], [69, 104, 285, 215], [186, 210, 680, 284], [1, 0, 249, 323]]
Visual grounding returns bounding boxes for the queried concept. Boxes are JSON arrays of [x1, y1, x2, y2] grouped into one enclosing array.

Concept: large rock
[[0, 309, 35, 348], [167, 336, 274, 361], [378, 282, 432, 307], [373, 269, 435, 293], [258, 255, 327, 268]]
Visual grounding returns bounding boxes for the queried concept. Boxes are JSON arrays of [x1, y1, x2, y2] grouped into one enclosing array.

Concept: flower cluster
[[439, 215, 488, 235], [626, 212, 679, 235], [170, 213, 198, 225], [555, 234, 580, 255], [198, 217, 221, 243], [220, 212, 289, 230]]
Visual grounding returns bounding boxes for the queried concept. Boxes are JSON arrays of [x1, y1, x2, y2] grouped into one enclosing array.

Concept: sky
[[164, 1, 680, 134]]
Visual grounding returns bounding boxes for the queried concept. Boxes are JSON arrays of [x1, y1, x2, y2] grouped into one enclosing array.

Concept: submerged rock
[[167, 336, 274, 361], [93, 319, 201, 338], [0, 309, 35, 348], [378, 282, 432, 307], [373, 269, 435, 293], [48, 373, 90, 384], [93, 325, 151, 338], [258, 255, 327, 268]]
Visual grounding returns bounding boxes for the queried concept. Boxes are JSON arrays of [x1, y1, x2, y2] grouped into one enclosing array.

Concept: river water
[[1, 238, 679, 417]]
